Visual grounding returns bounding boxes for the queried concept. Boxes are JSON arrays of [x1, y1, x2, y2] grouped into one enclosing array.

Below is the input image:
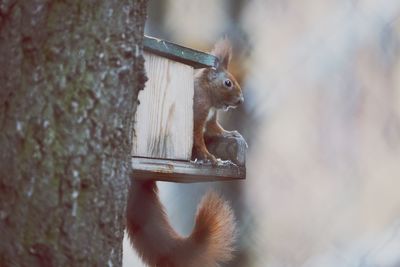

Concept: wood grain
[[132, 157, 245, 183], [132, 52, 194, 160]]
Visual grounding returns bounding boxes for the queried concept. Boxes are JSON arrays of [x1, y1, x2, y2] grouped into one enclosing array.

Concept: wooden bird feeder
[[131, 36, 247, 183]]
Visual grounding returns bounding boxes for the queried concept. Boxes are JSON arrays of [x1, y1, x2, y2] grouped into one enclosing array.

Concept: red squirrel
[[126, 39, 240, 267], [192, 38, 244, 164]]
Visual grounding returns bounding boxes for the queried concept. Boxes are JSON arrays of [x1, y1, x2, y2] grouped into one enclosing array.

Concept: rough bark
[[0, 0, 147, 266]]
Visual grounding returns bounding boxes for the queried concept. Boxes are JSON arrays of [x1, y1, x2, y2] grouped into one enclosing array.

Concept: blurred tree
[[0, 0, 147, 266]]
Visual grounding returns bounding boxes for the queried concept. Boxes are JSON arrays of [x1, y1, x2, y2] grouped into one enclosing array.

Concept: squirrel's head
[[207, 38, 244, 110]]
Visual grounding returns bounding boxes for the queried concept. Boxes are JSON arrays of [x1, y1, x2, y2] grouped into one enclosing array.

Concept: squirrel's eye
[[224, 79, 232, 88]]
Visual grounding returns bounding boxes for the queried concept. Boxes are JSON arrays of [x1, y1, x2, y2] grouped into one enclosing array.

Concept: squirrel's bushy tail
[[190, 191, 237, 264], [126, 180, 236, 267]]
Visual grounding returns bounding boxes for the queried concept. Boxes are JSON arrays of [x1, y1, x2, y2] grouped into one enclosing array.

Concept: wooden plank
[[132, 157, 246, 183], [132, 52, 194, 160], [144, 36, 218, 69]]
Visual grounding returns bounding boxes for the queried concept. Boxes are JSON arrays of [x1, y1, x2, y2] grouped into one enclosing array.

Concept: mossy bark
[[0, 0, 147, 266]]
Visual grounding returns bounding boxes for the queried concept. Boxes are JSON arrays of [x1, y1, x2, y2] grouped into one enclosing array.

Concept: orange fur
[[126, 180, 237, 267], [192, 38, 244, 164]]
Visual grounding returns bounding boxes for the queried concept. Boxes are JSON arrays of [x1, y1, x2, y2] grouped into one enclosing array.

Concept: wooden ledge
[[143, 36, 218, 69], [132, 157, 246, 183]]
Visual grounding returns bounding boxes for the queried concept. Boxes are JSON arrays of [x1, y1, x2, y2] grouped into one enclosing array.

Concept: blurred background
[[124, 0, 400, 266]]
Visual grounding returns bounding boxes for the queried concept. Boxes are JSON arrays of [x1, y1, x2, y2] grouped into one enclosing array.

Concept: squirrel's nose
[[236, 95, 244, 105]]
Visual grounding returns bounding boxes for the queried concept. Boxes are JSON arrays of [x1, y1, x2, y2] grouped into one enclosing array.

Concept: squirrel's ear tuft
[[211, 37, 232, 70]]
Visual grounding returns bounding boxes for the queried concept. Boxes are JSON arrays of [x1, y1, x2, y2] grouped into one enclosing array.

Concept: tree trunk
[[0, 0, 147, 266]]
